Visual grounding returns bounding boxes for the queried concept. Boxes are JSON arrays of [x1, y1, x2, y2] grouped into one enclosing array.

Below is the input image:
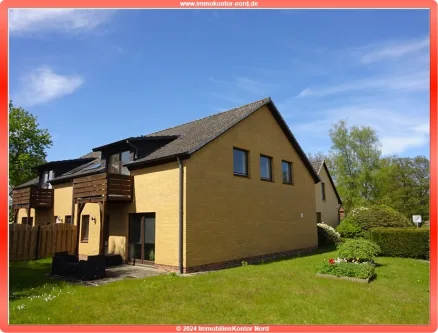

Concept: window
[[321, 183, 326, 201], [282, 161, 293, 184], [233, 148, 248, 177], [260, 155, 272, 181], [21, 217, 33, 226], [81, 215, 90, 242], [108, 151, 134, 175], [40, 170, 54, 189], [65, 215, 72, 224], [316, 212, 322, 224]]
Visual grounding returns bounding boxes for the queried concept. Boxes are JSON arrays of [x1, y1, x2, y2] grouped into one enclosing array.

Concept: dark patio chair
[[76, 255, 106, 281], [51, 251, 79, 276]]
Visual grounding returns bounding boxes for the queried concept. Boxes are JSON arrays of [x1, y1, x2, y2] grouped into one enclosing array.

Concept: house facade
[[310, 160, 342, 228], [12, 98, 321, 273]]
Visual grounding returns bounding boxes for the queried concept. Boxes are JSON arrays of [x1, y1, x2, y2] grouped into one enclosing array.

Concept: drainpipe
[[126, 140, 138, 159], [177, 156, 184, 274]]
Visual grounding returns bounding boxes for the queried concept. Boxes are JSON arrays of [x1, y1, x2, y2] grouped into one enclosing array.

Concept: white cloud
[[9, 9, 113, 35], [413, 123, 430, 135], [296, 71, 429, 98], [209, 75, 276, 95], [15, 66, 84, 106], [289, 100, 429, 156], [358, 37, 429, 64], [380, 136, 428, 155]]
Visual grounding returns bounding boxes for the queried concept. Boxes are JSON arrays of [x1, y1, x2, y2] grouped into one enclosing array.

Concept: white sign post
[[412, 215, 422, 228]]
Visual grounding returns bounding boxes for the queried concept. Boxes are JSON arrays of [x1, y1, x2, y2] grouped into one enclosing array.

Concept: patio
[[49, 263, 165, 286]]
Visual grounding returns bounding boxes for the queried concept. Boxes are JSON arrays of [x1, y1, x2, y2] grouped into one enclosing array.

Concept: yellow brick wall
[[122, 162, 183, 266], [53, 183, 101, 256], [53, 183, 73, 222], [16, 208, 35, 225], [315, 165, 341, 228], [184, 105, 318, 267], [45, 163, 183, 265]]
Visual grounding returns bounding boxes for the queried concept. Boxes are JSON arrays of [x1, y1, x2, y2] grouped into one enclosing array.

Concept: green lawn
[[9, 248, 430, 325]]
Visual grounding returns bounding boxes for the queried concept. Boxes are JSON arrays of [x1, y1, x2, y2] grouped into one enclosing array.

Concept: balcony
[[73, 173, 134, 203], [12, 187, 54, 208]]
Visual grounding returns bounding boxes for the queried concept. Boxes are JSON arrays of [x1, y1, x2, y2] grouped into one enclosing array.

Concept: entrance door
[[103, 214, 110, 254], [316, 212, 322, 224], [129, 213, 156, 264]]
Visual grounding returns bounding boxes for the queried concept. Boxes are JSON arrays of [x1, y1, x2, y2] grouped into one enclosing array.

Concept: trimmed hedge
[[369, 227, 430, 259], [336, 205, 413, 238]]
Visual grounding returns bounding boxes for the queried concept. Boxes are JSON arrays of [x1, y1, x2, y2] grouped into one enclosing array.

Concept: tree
[[328, 120, 381, 211], [376, 156, 430, 221], [9, 101, 52, 188]]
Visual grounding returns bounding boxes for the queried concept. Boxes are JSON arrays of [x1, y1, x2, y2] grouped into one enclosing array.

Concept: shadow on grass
[[252, 244, 338, 266], [9, 259, 65, 301]]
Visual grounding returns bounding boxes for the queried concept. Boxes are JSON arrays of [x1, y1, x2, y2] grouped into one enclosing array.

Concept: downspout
[[177, 156, 184, 274], [126, 140, 139, 159]]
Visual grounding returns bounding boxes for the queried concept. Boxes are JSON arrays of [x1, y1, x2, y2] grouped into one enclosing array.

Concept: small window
[[316, 212, 322, 224], [282, 161, 293, 184], [40, 170, 54, 189], [65, 215, 72, 224], [21, 217, 33, 226], [233, 148, 248, 177], [81, 215, 90, 242], [321, 183, 326, 201], [260, 155, 272, 181]]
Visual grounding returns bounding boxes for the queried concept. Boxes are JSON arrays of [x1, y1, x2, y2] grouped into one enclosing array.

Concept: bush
[[337, 239, 381, 262], [336, 219, 363, 238], [317, 260, 375, 279], [317, 223, 342, 246], [369, 227, 429, 259], [337, 205, 413, 238]]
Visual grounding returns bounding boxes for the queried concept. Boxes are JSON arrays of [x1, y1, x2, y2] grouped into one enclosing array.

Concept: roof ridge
[[147, 97, 271, 136]]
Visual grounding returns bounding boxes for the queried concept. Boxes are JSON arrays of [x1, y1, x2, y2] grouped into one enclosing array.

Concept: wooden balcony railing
[[12, 187, 54, 208], [73, 173, 134, 202]]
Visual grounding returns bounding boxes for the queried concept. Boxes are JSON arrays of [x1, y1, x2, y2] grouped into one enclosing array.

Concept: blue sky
[[9, 9, 430, 161]]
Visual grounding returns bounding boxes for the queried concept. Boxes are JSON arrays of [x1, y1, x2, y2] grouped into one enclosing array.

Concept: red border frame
[[1, 1, 436, 332]]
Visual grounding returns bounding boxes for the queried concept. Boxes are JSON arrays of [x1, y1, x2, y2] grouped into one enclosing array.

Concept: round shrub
[[336, 218, 363, 238], [317, 223, 342, 246], [338, 205, 413, 238], [337, 239, 381, 262]]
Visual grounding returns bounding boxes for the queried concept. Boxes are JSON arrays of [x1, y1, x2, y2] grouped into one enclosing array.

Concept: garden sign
[[412, 215, 422, 227]]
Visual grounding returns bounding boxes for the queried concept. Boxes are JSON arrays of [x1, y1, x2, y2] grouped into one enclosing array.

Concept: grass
[[9, 248, 430, 325]]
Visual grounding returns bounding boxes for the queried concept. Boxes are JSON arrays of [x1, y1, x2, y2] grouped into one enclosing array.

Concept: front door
[[129, 213, 156, 264], [103, 214, 110, 254], [316, 212, 322, 224]]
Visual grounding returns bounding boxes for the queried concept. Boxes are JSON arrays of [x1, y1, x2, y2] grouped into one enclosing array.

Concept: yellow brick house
[[12, 98, 322, 273], [310, 160, 343, 228]]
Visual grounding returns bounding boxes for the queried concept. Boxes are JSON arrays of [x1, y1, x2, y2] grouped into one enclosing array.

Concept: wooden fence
[[9, 223, 77, 262]]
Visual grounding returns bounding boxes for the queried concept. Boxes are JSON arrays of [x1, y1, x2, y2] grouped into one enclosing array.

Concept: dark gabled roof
[[31, 157, 95, 172], [310, 159, 342, 205], [125, 97, 320, 183], [14, 152, 103, 188], [92, 136, 179, 152], [14, 98, 321, 186], [49, 152, 104, 184], [14, 177, 39, 189], [310, 160, 324, 174]]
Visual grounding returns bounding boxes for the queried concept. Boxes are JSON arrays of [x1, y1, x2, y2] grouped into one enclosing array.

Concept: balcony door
[[108, 151, 134, 175], [129, 213, 155, 264]]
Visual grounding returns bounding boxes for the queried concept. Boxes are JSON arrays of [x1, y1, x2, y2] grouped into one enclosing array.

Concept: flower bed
[[316, 239, 379, 283], [317, 258, 375, 281]]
